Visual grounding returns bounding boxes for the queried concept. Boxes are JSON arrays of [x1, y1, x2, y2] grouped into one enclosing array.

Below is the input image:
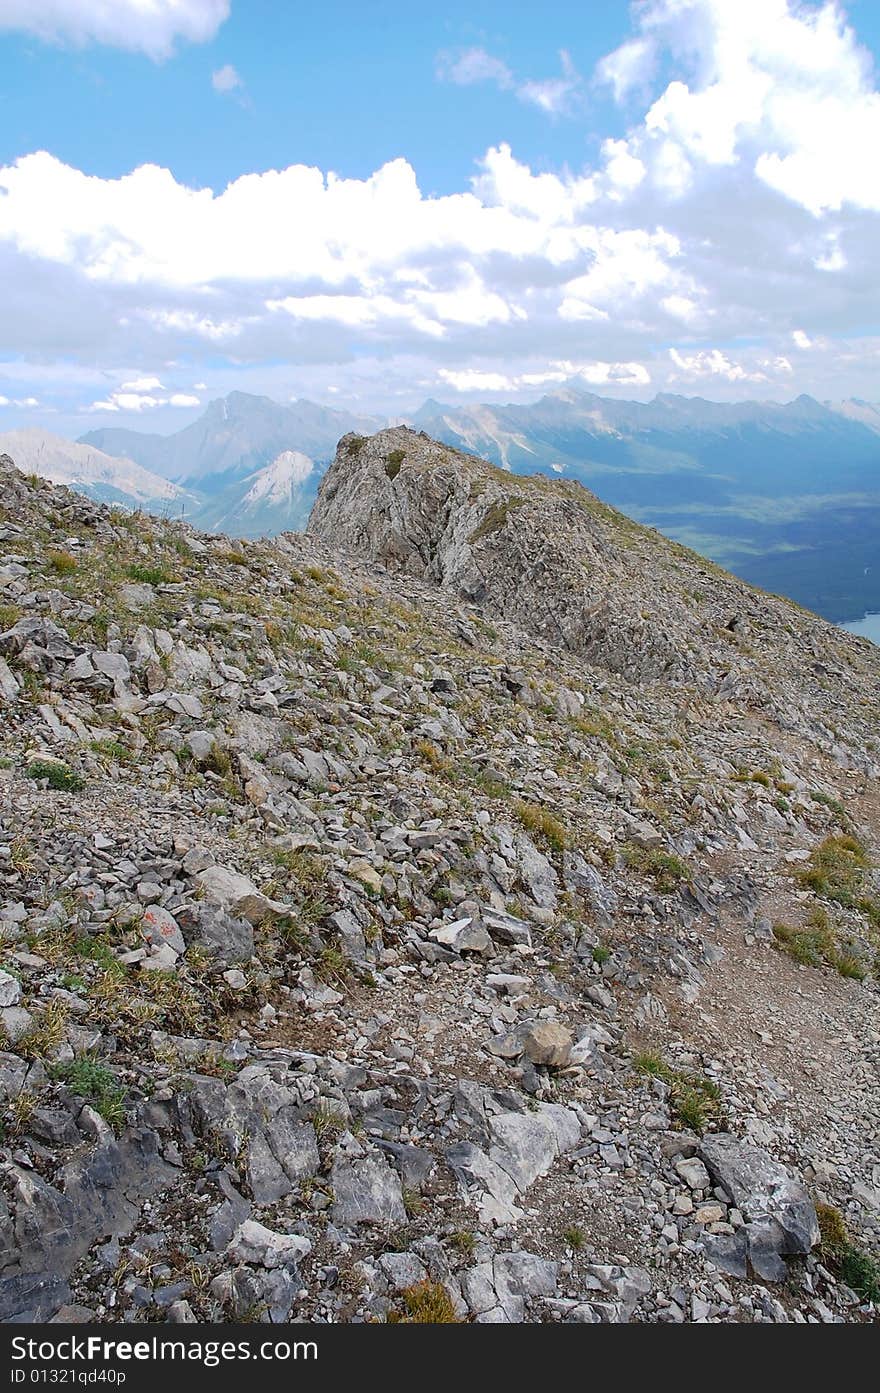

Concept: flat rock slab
[[330, 1154, 407, 1227]]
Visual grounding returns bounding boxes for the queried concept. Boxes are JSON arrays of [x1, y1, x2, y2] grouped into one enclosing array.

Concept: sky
[[2, 0, 880, 435]]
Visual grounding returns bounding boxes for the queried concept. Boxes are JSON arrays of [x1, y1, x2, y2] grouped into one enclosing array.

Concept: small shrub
[[389, 1280, 460, 1324], [449, 1231, 475, 1257], [798, 834, 880, 926], [46, 549, 78, 575], [839, 1246, 880, 1304], [385, 449, 406, 479], [773, 911, 867, 981], [469, 497, 522, 544], [19, 1000, 68, 1060], [89, 738, 131, 764], [572, 708, 617, 743], [514, 799, 567, 852], [817, 1202, 880, 1303], [25, 759, 84, 793], [622, 843, 690, 892], [51, 1056, 126, 1128], [125, 563, 173, 585], [564, 1224, 586, 1250], [817, 1201, 848, 1251], [632, 1051, 721, 1133], [311, 1102, 347, 1138], [414, 737, 449, 774]]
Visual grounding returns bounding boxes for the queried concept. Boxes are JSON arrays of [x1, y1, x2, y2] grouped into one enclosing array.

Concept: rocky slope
[[0, 428, 192, 512], [0, 440, 878, 1326]]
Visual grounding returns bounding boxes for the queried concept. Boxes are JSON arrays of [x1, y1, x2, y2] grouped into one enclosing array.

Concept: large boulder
[[698, 1134, 819, 1281]]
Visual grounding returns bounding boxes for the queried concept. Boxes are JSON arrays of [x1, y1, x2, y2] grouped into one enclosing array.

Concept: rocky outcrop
[[0, 448, 878, 1325], [308, 431, 880, 778]]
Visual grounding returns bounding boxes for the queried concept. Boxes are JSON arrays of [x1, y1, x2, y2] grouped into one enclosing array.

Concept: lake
[[841, 613, 880, 643]]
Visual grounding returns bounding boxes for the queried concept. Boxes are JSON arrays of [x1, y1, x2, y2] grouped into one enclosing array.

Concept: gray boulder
[[330, 1153, 407, 1227], [699, 1134, 819, 1280]]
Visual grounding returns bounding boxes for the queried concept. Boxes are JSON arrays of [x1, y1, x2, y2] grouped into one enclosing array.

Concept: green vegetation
[[89, 738, 131, 764], [125, 562, 174, 585], [563, 1224, 586, 1250], [385, 449, 406, 479], [810, 790, 850, 827], [19, 1000, 68, 1060], [817, 1203, 880, 1303], [773, 909, 866, 980], [25, 759, 84, 793], [572, 707, 618, 743], [622, 843, 690, 892], [797, 834, 880, 927], [632, 1051, 722, 1132], [469, 496, 523, 543], [513, 799, 567, 852], [448, 1231, 475, 1257], [51, 1056, 126, 1128], [389, 1280, 460, 1324], [46, 549, 78, 575]]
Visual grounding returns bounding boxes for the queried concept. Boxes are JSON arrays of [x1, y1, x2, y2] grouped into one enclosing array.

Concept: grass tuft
[[388, 1280, 460, 1324], [632, 1051, 721, 1133], [26, 760, 84, 793]]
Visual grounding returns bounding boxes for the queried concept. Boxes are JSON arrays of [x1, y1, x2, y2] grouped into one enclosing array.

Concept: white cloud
[[436, 47, 513, 90], [438, 359, 651, 394], [212, 63, 243, 95], [518, 50, 582, 116], [438, 369, 513, 393], [3, 0, 880, 412], [669, 347, 769, 383], [91, 382, 199, 411], [792, 330, 812, 349], [0, 0, 229, 60], [594, 37, 656, 102], [0, 148, 692, 334], [121, 375, 163, 392], [601, 0, 880, 214], [437, 45, 582, 116]]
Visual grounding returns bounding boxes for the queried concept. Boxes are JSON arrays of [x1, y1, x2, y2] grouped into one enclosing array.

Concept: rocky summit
[[0, 433, 879, 1326]]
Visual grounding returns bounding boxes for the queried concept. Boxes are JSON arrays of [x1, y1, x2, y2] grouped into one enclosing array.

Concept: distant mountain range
[[0, 427, 195, 511], [413, 390, 880, 624], [2, 386, 877, 623]]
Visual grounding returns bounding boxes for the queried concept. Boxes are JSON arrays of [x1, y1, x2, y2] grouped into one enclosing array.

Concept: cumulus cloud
[[594, 37, 656, 103], [0, 0, 229, 60], [212, 63, 243, 95], [518, 50, 582, 116], [91, 381, 200, 411], [439, 359, 651, 394], [669, 347, 793, 384], [436, 47, 514, 90], [600, 0, 880, 214], [437, 45, 583, 116], [2, 0, 880, 414]]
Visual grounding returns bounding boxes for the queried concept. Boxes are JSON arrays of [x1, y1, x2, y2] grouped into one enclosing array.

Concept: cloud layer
[[0, 0, 228, 59], [1, 0, 879, 418]]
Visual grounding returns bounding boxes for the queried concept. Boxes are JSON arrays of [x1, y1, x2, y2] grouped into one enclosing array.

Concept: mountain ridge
[[0, 440, 878, 1323]]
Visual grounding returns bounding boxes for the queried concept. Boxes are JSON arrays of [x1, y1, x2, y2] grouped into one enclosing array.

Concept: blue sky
[[1, 0, 880, 435], [0, 3, 635, 191]]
